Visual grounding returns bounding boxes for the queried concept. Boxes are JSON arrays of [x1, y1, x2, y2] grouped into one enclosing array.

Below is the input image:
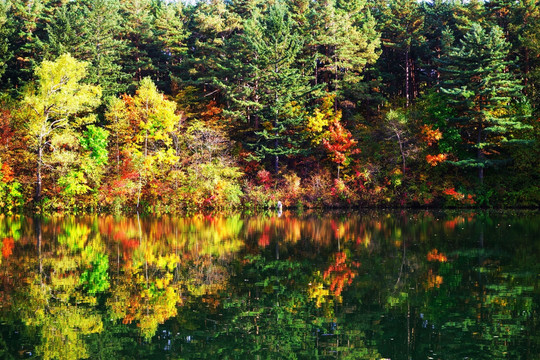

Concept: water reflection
[[0, 211, 538, 359]]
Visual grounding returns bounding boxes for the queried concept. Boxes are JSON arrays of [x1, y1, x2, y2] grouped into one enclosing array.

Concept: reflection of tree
[[102, 214, 245, 340], [0, 211, 538, 359], [323, 251, 360, 299], [107, 228, 181, 340], [379, 212, 540, 360], [23, 283, 102, 360], [170, 251, 380, 359], [16, 218, 106, 360]]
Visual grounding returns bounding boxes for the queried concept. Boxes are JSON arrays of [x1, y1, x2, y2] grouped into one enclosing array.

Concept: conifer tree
[[154, 0, 189, 92], [243, 1, 313, 173], [440, 23, 531, 183], [0, 0, 13, 83], [452, 0, 486, 36], [118, 0, 166, 90], [506, 0, 540, 109], [307, 0, 380, 108], [376, 0, 424, 106], [178, 0, 241, 93], [77, 0, 130, 96], [2, 0, 47, 89], [420, 0, 459, 87]]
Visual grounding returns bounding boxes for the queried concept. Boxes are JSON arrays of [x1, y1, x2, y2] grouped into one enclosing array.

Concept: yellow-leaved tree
[[106, 77, 180, 208], [23, 53, 102, 202]]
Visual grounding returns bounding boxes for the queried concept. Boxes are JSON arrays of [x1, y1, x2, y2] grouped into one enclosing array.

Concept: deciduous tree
[[22, 54, 101, 202]]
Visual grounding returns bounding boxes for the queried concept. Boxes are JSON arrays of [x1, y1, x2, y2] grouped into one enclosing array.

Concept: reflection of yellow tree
[[102, 214, 244, 339], [108, 229, 182, 340], [17, 218, 107, 360], [23, 280, 102, 360], [169, 215, 243, 309], [172, 215, 243, 257], [107, 265, 179, 339]]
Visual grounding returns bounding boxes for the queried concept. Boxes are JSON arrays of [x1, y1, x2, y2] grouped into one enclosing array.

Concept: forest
[[0, 0, 538, 213]]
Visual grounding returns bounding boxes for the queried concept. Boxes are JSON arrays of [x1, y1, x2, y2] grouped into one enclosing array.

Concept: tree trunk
[[274, 145, 279, 174], [314, 58, 318, 86], [334, 54, 339, 111], [478, 163, 484, 185], [524, 47, 530, 93], [477, 130, 484, 185], [35, 144, 43, 202], [274, 80, 279, 174], [405, 49, 410, 107], [144, 129, 148, 158]]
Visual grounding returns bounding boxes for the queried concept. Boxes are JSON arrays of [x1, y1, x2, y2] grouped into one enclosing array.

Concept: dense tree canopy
[[0, 0, 538, 212]]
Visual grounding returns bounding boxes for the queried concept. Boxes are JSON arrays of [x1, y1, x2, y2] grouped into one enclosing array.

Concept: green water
[[0, 210, 538, 359]]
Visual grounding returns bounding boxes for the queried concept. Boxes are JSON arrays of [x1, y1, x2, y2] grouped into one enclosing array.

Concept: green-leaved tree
[[440, 23, 532, 184], [243, 1, 314, 173]]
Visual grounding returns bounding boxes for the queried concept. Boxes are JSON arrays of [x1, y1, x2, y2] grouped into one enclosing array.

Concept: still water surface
[[0, 210, 538, 359]]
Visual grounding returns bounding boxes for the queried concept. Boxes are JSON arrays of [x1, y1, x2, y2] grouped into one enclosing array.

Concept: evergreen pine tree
[[307, 0, 380, 109], [452, 0, 486, 36], [38, 0, 129, 97], [176, 0, 242, 96], [118, 0, 164, 90], [3, 0, 48, 89], [243, 1, 313, 173], [154, 0, 189, 92], [78, 0, 130, 96], [419, 0, 459, 87], [0, 0, 14, 83], [507, 0, 540, 110], [440, 23, 531, 183], [376, 0, 424, 106]]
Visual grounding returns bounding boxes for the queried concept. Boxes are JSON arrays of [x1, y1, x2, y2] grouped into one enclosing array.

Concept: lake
[[0, 210, 538, 359]]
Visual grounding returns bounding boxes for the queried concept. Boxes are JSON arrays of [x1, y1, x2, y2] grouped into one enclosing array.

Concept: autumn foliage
[[323, 252, 360, 297]]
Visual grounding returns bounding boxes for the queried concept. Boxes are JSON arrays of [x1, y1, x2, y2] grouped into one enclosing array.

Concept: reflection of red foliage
[[258, 224, 271, 247], [258, 233, 270, 247], [2, 237, 14, 258], [120, 238, 140, 261], [113, 230, 128, 241], [330, 220, 338, 238], [323, 252, 360, 296], [444, 218, 459, 230], [427, 249, 447, 262], [122, 239, 139, 250]]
